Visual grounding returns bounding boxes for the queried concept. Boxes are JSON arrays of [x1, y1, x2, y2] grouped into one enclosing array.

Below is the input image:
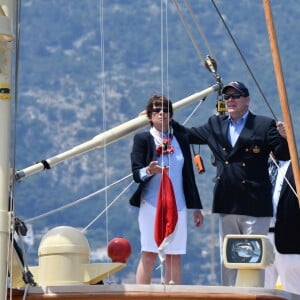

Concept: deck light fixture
[[223, 235, 275, 287]]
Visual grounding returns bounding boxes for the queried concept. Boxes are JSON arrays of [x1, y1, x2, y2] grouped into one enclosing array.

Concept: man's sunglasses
[[223, 93, 245, 100], [152, 107, 169, 113]]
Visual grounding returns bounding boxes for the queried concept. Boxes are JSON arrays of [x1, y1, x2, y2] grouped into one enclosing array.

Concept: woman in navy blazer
[[129, 95, 203, 285], [130, 127, 203, 210]]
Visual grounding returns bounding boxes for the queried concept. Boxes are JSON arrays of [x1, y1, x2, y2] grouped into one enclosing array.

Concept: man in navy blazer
[[173, 81, 290, 285], [265, 160, 300, 294]]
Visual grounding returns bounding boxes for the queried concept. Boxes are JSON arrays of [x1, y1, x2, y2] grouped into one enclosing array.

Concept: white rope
[[22, 284, 30, 300], [183, 98, 205, 125], [82, 180, 135, 233], [270, 156, 297, 198], [24, 174, 132, 223]]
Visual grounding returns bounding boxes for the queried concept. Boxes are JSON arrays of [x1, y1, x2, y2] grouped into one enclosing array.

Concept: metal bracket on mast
[[9, 217, 36, 288], [204, 55, 226, 114], [204, 55, 226, 168]]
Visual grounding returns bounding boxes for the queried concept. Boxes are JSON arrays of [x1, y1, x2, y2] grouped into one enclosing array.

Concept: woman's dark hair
[[146, 94, 173, 121]]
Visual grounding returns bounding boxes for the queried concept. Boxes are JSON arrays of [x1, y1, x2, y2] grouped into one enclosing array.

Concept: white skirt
[[138, 200, 187, 254]]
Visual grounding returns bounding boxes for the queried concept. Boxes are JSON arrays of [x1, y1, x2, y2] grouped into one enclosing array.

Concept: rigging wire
[[172, 1, 221, 284], [24, 173, 132, 223], [159, 0, 167, 284], [19, 1, 219, 235], [11, 2, 293, 288], [16, 2, 218, 286], [21, 4, 218, 284], [210, 0, 277, 120], [21, 98, 210, 220], [182, 98, 205, 125], [10, 0, 21, 213], [183, 0, 216, 61], [82, 180, 135, 233], [173, 0, 216, 70], [172, 0, 205, 66], [165, 0, 170, 100], [160, 0, 165, 97], [270, 156, 298, 198]]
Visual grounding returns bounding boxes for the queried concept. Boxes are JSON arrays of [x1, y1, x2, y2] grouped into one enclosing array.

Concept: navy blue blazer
[[129, 126, 202, 209], [275, 163, 300, 254], [172, 112, 290, 217]]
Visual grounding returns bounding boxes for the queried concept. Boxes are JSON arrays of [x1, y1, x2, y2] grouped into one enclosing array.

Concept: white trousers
[[264, 232, 300, 295], [219, 214, 271, 286]]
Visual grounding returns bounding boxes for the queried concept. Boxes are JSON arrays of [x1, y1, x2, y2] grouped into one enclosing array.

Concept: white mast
[[0, 0, 15, 298]]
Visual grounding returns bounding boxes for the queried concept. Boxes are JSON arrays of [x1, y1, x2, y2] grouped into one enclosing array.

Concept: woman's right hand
[[147, 161, 169, 175]]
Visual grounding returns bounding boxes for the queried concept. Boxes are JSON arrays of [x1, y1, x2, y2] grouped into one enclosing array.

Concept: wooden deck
[[7, 284, 298, 300]]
